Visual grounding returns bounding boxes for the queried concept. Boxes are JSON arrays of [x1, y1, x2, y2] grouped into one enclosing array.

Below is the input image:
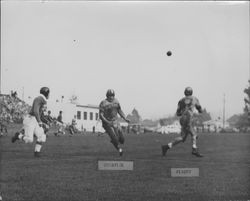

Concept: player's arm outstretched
[[117, 105, 130, 123], [176, 100, 184, 117], [194, 97, 203, 113]]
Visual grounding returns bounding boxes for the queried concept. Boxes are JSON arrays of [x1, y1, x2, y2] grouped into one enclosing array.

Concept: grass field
[[0, 124, 250, 201]]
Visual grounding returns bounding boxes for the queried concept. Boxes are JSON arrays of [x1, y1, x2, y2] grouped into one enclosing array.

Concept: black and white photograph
[[0, 0, 249, 201]]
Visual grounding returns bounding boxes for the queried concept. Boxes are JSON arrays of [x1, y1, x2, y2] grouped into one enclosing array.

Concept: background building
[[202, 119, 230, 132], [47, 102, 104, 133], [75, 104, 104, 133]]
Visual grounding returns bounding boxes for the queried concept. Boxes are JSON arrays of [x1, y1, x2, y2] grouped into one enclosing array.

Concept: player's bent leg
[[37, 133, 47, 143], [191, 133, 197, 148], [34, 141, 43, 157], [34, 134, 46, 157], [104, 126, 119, 150], [23, 116, 36, 143], [13, 129, 34, 144], [162, 135, 184, 156], [171, 127, 187, 146], [11, 130, 22, 143], [22, 126, 35, 143], [191, 131, 203, 157], [172, 136, 185, 146], [118, 133, 125, 144], [35, 125, 46, 141], [33, 124, 47, 157], [182, 133, 188, 143], [116, 128, 124, 156], [23, 136, 34, 143], [162, 125, 190, 156], [117, 128, 125, 144]]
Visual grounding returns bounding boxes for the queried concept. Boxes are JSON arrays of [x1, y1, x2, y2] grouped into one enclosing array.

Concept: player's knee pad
[[175, 136, 183, 143], [38, 134, 46, 143], [24, 138, 33, 143]]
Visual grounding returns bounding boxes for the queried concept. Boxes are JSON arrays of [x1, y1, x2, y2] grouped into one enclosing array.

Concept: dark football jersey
[[176, 96, 201, 117], [29, 95, 47, 123], [99, 98, 121, 121]]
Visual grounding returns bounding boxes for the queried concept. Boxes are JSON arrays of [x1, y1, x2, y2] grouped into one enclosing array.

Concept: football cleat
[[192, 148, 203, 157], [161, 145, 170, 156], [34, 151, 41, 157], [119, 148, 123, 157], [11, 132, 20, 143]]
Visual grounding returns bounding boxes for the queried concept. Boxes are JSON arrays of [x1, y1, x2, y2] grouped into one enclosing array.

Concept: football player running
[[161, 87, 203, 157], [11, 87, 50, 157], [99, 89, 130, 156]]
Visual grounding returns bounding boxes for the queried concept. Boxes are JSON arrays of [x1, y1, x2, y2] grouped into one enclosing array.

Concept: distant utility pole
[[223, 94, 226, 129]]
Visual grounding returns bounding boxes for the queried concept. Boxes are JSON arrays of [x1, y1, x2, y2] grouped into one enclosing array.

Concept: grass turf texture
[[0, 124, 250, 201]]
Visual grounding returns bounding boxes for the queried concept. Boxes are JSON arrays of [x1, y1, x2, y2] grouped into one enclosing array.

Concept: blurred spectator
[[69, 118, 77, 135], [55, 111, 65, 136], [0, 122, 8, 136], [11, 91, 17, 99]]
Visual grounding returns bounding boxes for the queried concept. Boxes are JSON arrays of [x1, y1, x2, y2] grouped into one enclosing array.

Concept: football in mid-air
[[166, 51, 172, 56]]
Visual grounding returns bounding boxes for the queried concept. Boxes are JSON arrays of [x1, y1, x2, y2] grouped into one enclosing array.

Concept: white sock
[[35, 144, 42, 152], [168, 143, 173, 148], [192, 145, 197, 149], [18, 133, 24, 139]]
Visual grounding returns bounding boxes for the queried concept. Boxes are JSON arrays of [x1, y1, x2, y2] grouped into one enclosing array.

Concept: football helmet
[[106, 89, 115, 98], [184, 87, 193, 96], [40, 87, 50, 99]]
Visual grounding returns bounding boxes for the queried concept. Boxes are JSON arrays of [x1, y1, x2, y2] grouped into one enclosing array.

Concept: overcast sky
[[1, 1, 249, 120]]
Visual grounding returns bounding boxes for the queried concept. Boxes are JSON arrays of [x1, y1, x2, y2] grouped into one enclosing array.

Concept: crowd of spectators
[[0, 91, 31, 124]]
